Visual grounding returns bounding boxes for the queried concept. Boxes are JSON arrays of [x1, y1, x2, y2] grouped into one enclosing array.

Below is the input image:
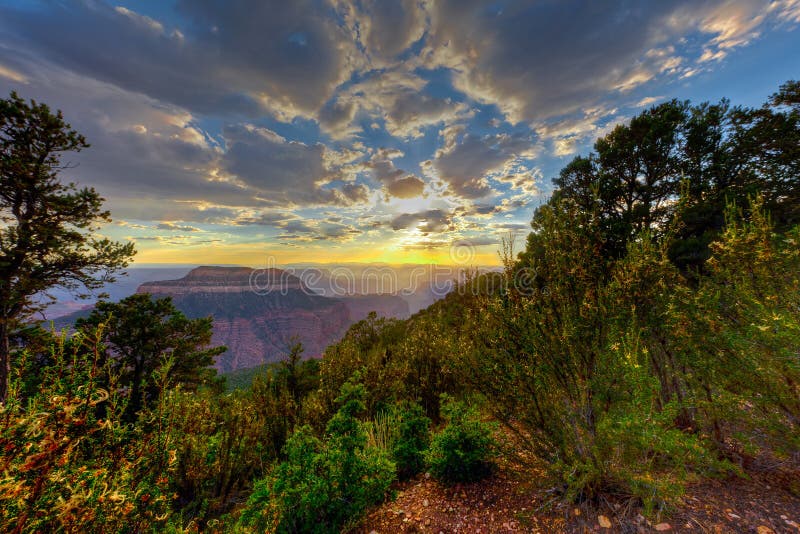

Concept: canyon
[[135, 266, 410, 372]]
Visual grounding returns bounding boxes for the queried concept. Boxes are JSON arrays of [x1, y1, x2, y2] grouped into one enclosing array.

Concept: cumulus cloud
[[233, 210, 366, 244], [322, 70, 472, 139], [220, 124, 369, 207], [156, 222, 201, 232], [276, 218, 362, 243], [335, 0, 427, 65], [0, 54, 370, 228], [418, 0, 792, 124], [0, 57, 271, 223], [360, 148, 425, 199], [428, 128, 535, 198], [385, 176, 425, 198], [0, 0, 795, 257], [0, 0, 359, 118], [390, 209, 454, 234], [535, 107, 627, 157]]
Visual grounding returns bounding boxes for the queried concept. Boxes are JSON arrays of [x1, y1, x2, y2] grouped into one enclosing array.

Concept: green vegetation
[[0, 92, 134, 402], [222, 363, 274, 391], [391, 401, 431, 480], [239, 376, 395, 533], [75, 294, 226, 419], [425, 396, 497, 483], [1, 83, 799, 530]]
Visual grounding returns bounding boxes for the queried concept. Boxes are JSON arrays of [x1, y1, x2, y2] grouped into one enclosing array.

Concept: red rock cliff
[[137, 266, 408, 372]]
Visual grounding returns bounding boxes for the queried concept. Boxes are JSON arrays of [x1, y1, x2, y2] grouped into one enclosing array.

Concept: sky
[[1, 0, 799, 266]]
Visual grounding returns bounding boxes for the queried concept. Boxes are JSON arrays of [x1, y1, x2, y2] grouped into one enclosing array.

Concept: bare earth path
[[357, 460, 800, 533]]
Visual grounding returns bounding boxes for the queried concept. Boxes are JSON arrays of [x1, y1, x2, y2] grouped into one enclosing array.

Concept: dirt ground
[[356, 456, 800, 533]]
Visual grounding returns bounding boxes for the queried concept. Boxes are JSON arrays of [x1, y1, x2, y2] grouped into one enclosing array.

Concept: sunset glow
[[1, 0, 798, 264]]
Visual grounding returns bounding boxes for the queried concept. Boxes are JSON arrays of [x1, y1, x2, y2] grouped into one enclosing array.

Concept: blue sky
[[1, 0, 799, 265]]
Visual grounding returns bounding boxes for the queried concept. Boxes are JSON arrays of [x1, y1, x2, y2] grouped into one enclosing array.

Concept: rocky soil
[[357, 458, 800, 533]]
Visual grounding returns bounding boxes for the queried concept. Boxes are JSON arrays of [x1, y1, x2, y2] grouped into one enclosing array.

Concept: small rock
[[369, 531, 378, 534], [654, 523, 672, 531], [757, 527, 774, 534], [598, 515, 612, 529], [423, 499, 429, 507], [425, 519, 430, 526], [424, 472, 431, 479], [573, 507, 581, 516], [728, 513, 741, 520]]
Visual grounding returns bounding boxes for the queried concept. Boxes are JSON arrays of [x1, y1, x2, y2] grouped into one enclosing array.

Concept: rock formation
[[136, 266, 410, 372]]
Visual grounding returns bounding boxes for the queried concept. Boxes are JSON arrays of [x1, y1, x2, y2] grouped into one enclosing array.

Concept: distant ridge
[[132, 266, 409, 372], [138, 266, 305, 294]]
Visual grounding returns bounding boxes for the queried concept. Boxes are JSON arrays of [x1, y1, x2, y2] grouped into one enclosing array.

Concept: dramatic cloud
[[321, 70, 472, 139], [390, 209, 454, 234], [220, 124, 365, 206], [0, 0, 795, 257], [0, 0, 358, 118], [336, 0, 427, 65], [421, 0, 797, 124], [156, 223, 201, 232], [385, 176, 425, 199], [428, 128, 535, 198], [362, 148, 425, 199]]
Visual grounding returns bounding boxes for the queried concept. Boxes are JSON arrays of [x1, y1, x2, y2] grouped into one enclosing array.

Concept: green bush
[[0, 328, 175, 532], [425, 396, 496, 483], [392, 401, 431, 480], [238, 376, 395, 533]]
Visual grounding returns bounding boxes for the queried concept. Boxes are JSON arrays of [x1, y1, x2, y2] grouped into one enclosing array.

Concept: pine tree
[[0, 92, 134, 401]]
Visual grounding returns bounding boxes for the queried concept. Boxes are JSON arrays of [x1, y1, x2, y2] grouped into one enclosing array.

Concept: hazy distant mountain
[[48, 264, 483, 371], [50, 266, 406, 372], [133, 267, 348, 372], [38, 266, 195, 320]]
